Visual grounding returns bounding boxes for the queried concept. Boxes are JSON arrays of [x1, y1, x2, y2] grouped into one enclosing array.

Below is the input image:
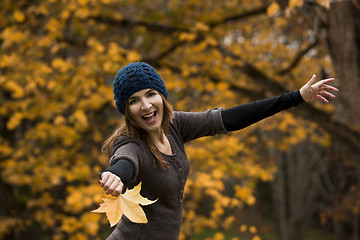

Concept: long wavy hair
[[102, 92, 173, 169]]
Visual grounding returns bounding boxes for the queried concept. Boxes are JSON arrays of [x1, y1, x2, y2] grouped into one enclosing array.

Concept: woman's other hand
[[300, 74, 338, 103], [100, 172, 124, 197]]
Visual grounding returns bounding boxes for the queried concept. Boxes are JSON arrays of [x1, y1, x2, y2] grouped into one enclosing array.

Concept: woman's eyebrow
[[128, 89, 154, 101], [128, 95, 138, 101]]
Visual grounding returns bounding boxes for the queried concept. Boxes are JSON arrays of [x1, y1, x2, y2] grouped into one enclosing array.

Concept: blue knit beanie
[[113, 62, 168, 114]]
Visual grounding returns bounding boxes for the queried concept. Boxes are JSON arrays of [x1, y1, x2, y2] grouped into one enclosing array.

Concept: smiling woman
[[128, 89, 164, 133], [98, 62, 338, 240]]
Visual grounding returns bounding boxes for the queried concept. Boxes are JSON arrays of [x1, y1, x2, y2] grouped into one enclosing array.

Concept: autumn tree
[[265, 1, 360, 239], [1, 0, 359, 240]]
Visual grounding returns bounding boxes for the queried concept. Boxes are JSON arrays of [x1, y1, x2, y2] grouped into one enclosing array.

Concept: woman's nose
[[140, 99, 151, 110]]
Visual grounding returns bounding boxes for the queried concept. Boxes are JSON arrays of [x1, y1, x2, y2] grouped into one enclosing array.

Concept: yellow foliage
[[223, 216, 235, 230], [179, 32, 197, 42], [0, 53, 21, 68], [240, 224, 247, 232], [51, 58, 73, 73], [195, 22, 210, 32], [212, 232, 225, 240], [267, 2, 280, 17], [0, 0, 342, 239], [0, 218, 17, 238], [27, 192, 54, 208], [73, 110, 89, 131], [66, 185, 103, 213], [127, 51, 142, 62], [6, 112, 23, 130], [246, 195, 256, 206], [45, 18, 63, 37], [0, 138, 13, 157], [1, 27, 27, 48], [62, 217, 81, 233], [4, 80, 24, 99], [81, 213, 101, 236], [249, 225, 257, 233], [235, 185, 254, 201], [13, 10, 25, 22], [35, 209, 56, 227], [317, 0, 331, 9], [289, 0, 304, 10]]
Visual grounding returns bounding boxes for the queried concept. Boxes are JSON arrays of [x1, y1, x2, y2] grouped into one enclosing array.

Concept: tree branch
[[276, 39, 319, 75], [89, 5, 269, 63], [89, 4, 270, 33], [88, 16, 185, 34], [219, 48, 360, 152], [208, 4, 270, 27]]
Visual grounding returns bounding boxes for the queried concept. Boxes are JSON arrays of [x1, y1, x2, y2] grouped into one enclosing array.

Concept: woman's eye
[[148, 92, 156, 97], [129, 99, 138, 105]]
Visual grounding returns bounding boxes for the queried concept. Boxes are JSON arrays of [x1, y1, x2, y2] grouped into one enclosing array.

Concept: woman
[[99, 62, 338, 239]]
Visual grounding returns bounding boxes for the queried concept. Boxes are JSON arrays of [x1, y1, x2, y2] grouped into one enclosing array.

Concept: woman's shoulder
[[111, 136, 145, 156]]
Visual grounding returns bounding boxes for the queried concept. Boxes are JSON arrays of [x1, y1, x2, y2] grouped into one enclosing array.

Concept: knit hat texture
[[113, 62, 168, 114]]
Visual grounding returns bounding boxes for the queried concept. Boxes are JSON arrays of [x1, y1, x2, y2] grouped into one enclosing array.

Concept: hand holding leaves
[[92, 182, 158, 226], [100, 172, 123, 197]]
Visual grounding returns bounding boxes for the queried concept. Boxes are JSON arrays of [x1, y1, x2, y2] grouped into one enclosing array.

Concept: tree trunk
[[354, 211, 359, 240], [286, 141, 322, 240], [333, 219, 347, 240], [269, 136, 324, 240], [326, 1, 360, 129], [271, 148, 288, 240]]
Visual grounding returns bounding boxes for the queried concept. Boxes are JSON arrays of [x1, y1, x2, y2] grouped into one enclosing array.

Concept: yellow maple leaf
[[92, 182, 157, 226]]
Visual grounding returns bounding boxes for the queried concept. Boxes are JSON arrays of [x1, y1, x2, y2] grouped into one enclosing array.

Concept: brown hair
[[102, 93, 173, 169]]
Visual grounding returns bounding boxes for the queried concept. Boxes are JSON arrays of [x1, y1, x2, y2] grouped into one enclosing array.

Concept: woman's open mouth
[[142, 111, 157, 123]]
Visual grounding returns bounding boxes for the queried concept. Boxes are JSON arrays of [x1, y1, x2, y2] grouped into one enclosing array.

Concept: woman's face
[[128, 89, 164, 134]]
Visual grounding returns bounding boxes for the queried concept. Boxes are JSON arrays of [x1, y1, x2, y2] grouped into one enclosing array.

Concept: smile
[[141, 111, 157, 123]]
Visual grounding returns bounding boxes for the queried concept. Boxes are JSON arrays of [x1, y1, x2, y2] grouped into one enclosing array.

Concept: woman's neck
[[148, 130, 173, 155], [148, 130, 166, 145]]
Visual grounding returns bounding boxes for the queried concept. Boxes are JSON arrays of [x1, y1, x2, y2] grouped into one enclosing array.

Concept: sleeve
[[102, 159, 135, 185], [221, 90, 305, 131], [172, 107, 227, 143], [109, 141, 142, 188]]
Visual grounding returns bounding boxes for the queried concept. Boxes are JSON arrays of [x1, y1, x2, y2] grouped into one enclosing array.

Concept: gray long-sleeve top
[[106, 108, 227, 240]]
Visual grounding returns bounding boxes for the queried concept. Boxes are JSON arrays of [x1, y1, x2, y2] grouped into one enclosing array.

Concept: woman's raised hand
[[299, 74, 338, 103], [100, 172, 124, 197]]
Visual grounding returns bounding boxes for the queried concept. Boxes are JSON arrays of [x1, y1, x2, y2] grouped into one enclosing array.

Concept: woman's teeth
[[143, 112, 154, 118], [142, 112, 156, 120]]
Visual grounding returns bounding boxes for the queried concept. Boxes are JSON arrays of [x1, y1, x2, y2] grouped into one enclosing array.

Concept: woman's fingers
[[315, 78, 335, 87], [111, 183, 124, 197], [105, 178, 122, 195], [307, 74, 317, 86], [102, 173, 123, 196], [99, 172, 124, 197], [100, 172, 109, 186], [102, 175, 115, 192], [321, 84, 338, 92], [105, 179, 119, 195], [319, 77, 335, 83], [319, 90, 336, 99], [317, 95, 329, 103]]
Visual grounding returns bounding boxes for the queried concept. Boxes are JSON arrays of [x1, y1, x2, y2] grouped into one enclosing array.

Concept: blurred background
[[1, 0, 360, 239]]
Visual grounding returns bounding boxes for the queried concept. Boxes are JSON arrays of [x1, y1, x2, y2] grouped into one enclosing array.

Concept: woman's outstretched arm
[[222, 74, 338, 132]]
